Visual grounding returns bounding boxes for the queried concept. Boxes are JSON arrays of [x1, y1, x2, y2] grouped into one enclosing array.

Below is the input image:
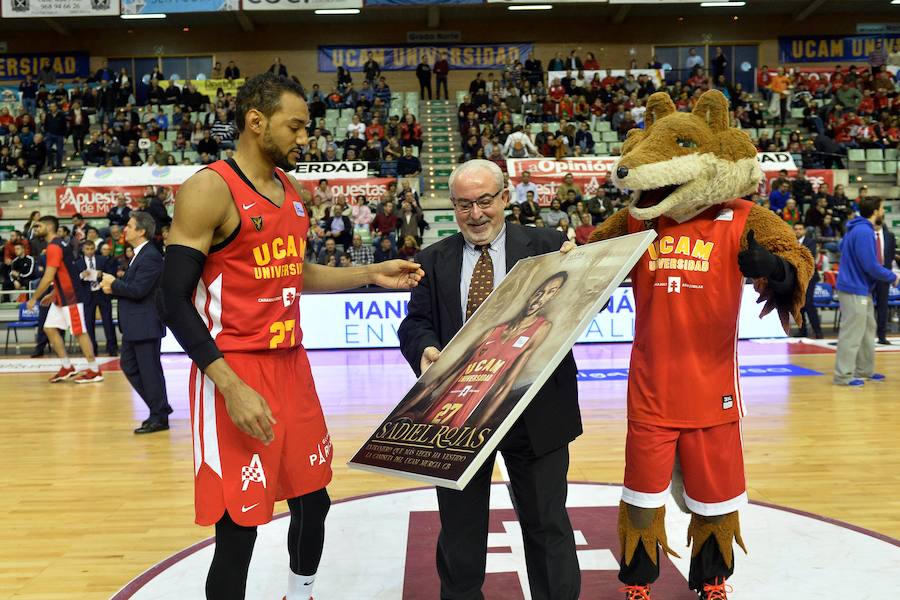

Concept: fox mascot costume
[[589, 89, 814, 599]]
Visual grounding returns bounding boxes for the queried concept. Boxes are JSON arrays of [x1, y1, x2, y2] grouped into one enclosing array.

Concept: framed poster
[[349, 230, 656, 489]]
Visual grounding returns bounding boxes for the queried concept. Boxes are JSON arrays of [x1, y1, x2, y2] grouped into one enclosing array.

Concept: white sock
[[287, 572, 316, 600], [61, 357, 72, 369], [87, 360, 99, 372]]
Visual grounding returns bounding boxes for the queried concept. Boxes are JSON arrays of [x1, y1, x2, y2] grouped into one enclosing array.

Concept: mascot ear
[[692, 89, 730, 132], [644, 92, 676, 129]]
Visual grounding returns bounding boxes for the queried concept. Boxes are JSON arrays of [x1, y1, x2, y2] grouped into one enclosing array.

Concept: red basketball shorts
[[190, 346, 333, 527], [622, 420, 747, 516]]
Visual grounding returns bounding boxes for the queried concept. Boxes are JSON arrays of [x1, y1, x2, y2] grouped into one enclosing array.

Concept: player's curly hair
[[235, 72, 306, 133]]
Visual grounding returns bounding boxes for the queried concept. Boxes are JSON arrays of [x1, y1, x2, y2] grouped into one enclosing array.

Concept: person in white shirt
[[346, 114, 366, 140], [503, 125, 539, 158], [685, 48, 704, 71], [514, 170, 539, 205]]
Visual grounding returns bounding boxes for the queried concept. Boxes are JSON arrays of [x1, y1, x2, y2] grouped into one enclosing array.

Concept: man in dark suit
[[106, 194, 132, 229], [794, 224, 823, 338], [76, 239, 119, 356], [398, 159, 581, 600], [875, 223, 898, 345], [101, 211, 171, 434]]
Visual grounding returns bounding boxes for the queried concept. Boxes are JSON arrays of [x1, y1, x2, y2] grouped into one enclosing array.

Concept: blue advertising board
[[318, 43, 534, 72], [779, 34, 900, 63], [0, 52, 89, 81]]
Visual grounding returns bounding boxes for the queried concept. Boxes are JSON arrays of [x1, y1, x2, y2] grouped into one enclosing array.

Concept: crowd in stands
[[302, 178, 426, 266], [0, 188, 171, 294]]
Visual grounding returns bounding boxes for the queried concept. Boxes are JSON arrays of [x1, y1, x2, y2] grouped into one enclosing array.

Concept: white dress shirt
[[460, 225, 507, 321]]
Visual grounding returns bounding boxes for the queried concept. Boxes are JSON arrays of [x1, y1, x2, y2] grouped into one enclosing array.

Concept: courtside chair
[[4, 302, 39, 354]]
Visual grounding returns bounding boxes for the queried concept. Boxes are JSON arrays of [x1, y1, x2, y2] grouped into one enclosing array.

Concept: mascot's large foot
[[687, 512, 747, 592], [697, 578, 732, 600], [620, 583, 652, 599], [617, 502, 680, 587]]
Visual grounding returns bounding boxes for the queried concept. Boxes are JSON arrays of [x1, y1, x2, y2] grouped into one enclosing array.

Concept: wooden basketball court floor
[[2, 338, 900, 599]]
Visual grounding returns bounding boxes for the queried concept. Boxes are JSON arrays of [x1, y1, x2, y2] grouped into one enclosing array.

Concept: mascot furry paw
[[589, 89, 813, 599]]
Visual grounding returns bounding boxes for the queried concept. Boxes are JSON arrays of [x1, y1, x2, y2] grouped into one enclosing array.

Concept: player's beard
[[875, 215, 884, 227], [262, 125, 296, 172]]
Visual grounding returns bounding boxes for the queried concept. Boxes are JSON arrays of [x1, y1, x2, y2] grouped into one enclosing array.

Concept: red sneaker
[[73, 369, 104, 384], [49, 366, 76, 383], [620, 584, 651, 599], [701, 578, 733, 600]]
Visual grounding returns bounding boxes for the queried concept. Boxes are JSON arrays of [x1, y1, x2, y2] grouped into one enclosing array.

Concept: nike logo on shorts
[[242, 202, 257, 210], [241, 503, 260, 513]]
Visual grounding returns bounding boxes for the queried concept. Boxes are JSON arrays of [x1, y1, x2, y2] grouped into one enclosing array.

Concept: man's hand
[[221, 379, 276, 444], [560, 240, 576, 254], [26, 297, 36, 311], [101, 273, 116, 286], [420, 346, 441, 375], [372, 259, 425, 289], [738, 230, 781, 279]]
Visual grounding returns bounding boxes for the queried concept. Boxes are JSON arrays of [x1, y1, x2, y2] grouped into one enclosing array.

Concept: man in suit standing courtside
[[794, 223, 823, 339], [101, 211, 171, 434], [75, 239, 119, 356], [398, 159, 582, 600], [874, 223, 898, 345]]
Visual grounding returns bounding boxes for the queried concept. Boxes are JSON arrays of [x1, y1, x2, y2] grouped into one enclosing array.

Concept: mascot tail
[[671, 455, 690, 514]]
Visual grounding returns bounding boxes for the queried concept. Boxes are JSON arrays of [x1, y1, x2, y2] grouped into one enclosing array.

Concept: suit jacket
[[398, 223, 582, 457], [800, 236, 820, 285], [882, 225, 898, 271], [74, 254, 116, 297], [111, 243, 165, 342]]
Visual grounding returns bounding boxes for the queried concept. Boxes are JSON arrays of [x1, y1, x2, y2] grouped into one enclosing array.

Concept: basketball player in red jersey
[[159, 73, 423, 600], [26, 215, 103, 383], [402, 271, 566, 430]]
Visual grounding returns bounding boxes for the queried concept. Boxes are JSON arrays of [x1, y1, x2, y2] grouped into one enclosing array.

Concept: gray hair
[[130, 210, 156, 241], [448, 159, 504, 199]]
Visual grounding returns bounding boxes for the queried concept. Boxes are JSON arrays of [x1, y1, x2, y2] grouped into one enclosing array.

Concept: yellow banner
[[158, 79, 245, 96]]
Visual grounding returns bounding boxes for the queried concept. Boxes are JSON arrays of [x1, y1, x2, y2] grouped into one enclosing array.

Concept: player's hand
[[738, 230, 780, 279], [221, 380, 277, 445], [420, 346, 441, 375], [372, 259, 424, 289], [560, 240, 576, 253], [26, 297, 36, 311]]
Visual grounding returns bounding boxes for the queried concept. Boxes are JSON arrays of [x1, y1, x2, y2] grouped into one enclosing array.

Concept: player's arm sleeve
[[157, 244, 223, 371], [397, 251, 441, 377]]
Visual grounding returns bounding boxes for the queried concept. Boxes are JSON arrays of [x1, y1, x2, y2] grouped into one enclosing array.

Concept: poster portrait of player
[[349, 230, 655, 489]]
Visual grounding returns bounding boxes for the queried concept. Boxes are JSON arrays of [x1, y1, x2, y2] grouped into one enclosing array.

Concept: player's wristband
[[158, 244, 224, 371]]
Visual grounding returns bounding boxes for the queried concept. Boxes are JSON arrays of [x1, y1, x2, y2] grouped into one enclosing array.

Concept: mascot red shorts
[[623, 420, 747, 516]]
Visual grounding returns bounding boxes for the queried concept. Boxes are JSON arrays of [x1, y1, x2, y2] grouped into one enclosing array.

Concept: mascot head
[[614, 89, 763, 223]]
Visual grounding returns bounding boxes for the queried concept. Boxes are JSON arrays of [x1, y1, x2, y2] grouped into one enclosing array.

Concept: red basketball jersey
[[424, 317, 547, 428], [626, 200, 751, 428], [195, 159, 309, 353]]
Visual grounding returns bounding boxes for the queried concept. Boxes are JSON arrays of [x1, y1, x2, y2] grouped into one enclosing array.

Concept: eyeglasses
[[451, 188, 502, 213]]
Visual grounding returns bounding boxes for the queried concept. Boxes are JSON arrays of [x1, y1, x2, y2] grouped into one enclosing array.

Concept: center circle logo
[[151, 166, 171, 178], [114, 483, 900, 599]]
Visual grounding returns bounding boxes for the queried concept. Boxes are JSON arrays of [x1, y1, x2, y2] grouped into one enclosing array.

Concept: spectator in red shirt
[[583, 52, 600, 70], [574, 212, 595, 245], [371, 200, 399, 248], [433, 50, 450, 100], [400, 114, 423, 151], [365, 116, 385, 142], [857, 91, 875, 116], [549, 78, 565, 103], [3, 230, 31, 262]]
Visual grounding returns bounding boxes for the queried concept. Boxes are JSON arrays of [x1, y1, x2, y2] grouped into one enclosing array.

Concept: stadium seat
[[594, 142, 608, 155], [847, 149, 866, 162], [866, 161, 885, 175], [595, 120, 611, 132], [885, 148, 899, 161], [865, 149, 884, 161], [884, 161, 898, 174], [601, 131, 618, 143]]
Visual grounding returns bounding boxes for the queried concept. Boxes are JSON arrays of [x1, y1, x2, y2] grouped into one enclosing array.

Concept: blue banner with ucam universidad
[[779, 34, 900, 63], [318, 43, 534, 72], [0, 52, 89, 81]]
